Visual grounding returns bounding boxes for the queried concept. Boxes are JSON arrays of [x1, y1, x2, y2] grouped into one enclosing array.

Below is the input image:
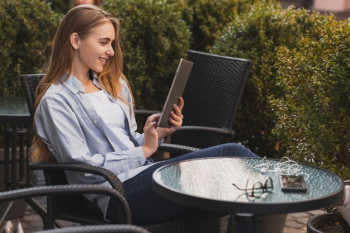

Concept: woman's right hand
[[142, 114, 160, 158]]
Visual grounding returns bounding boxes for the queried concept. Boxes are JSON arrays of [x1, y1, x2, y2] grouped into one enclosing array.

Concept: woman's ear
[[70, 33, 80, 50]]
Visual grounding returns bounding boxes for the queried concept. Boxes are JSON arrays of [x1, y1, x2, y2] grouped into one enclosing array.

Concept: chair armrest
[[157, 143, 200, 155], [0, 185, 131, 224], [176, 126, 235, 140], [34, 224, 150, 233], [29, 163, 124, 196]]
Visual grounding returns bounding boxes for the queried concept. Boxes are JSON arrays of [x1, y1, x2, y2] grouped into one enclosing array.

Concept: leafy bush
[[271, 17, 350, 179], [212, 2, 330, 158], [188, 0, 272, 52], [0, 0, 61, 97], [49, 0, 73, 14], [166, 0, 272, 52], [102, 0, 191, 110]]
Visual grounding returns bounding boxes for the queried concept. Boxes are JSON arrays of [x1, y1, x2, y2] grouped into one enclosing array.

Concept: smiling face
[[71, 21, 115, 76]]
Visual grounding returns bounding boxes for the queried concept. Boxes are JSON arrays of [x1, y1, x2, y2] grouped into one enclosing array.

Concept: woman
[[31, 4, 259, 228]]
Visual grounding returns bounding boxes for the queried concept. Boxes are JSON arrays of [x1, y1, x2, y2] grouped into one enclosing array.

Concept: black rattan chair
[[169, 50, 252, 150], [141, 50, 252, 156], [0, 185, 130, 228], [20, 74, 222, 233], [34, 225, 151, 233]]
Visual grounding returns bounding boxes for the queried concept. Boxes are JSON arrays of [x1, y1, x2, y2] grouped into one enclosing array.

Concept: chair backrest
[[20, 74, 45, 117], [171, 50, 252, 148]]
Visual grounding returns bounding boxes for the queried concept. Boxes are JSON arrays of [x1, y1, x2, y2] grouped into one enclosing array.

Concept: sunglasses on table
[[232, 177, 273, 198]]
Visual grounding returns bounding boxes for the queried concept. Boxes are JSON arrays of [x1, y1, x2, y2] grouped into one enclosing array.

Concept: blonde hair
[[30, 5, 133, 163]]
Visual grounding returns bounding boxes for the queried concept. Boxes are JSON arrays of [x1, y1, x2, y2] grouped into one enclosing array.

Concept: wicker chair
[[0, 185, 130, 228], [169, 50, 252, 151], [20, 74, 222, 232], [34, 225, 151, 233], [138, 50, 252, 156]]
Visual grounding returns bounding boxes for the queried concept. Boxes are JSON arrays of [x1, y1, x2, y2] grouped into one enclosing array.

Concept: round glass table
[[0, 97, 31, 123], [152, 157, 344, 233]]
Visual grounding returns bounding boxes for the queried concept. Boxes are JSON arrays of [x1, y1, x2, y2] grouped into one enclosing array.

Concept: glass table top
[[0, 97, 30, 116], [153, 157, 343, 204]]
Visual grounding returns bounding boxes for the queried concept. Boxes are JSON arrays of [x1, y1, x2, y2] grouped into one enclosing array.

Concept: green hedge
[[166, 0, 273, 52], [49, 0, 73, 14], [188, 0, 273, 52], [212, 2, 330, 158], [271, 17, 350, 179], [102, 0, 191, 110], [0, 0, 61, 97]]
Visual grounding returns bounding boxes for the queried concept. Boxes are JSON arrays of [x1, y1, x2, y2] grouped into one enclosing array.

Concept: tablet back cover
[[158, 59, 193, 128]]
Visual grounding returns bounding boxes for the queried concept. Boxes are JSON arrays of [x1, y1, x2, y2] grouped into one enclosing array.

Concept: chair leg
[[46, 196, 54, 229]]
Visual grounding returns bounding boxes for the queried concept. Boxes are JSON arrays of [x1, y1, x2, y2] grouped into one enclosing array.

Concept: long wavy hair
[[30, 5, 133, 163]]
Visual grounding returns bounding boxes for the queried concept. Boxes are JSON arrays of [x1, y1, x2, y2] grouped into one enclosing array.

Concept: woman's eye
[[100, 42, 107, 45]]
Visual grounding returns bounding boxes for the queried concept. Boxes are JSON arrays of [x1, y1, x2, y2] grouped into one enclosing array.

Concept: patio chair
[[20, 74, 223, 232], [34, 225, 150, 233], [0, 185, 130, 228], [140, 50, 252, 156], [169, 50, 251, 149]]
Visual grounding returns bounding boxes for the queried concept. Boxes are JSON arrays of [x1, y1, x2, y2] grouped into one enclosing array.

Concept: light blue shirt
[[35, 73, 159, 219]]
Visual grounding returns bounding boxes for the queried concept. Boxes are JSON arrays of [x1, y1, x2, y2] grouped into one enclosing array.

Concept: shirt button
[[94, 120, 97, 124]]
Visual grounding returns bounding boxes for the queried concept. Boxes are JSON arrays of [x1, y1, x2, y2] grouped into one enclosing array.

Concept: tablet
[[157, 58, 193, 128]]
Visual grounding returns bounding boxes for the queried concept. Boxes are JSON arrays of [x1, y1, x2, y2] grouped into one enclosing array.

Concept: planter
[[307, 214, 349, 233]]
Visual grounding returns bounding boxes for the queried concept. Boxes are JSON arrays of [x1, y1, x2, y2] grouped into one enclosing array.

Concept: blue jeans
[[107, 143, 259, 231]]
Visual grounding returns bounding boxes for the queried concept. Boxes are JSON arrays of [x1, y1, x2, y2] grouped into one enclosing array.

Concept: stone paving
[[283, 209, 327, 233]]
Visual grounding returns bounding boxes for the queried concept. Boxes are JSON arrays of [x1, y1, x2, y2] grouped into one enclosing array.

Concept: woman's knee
[[223, 143, 259, 158]]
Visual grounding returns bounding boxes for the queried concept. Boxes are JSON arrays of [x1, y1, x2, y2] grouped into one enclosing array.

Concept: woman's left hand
[[156, 97, 184, 140]]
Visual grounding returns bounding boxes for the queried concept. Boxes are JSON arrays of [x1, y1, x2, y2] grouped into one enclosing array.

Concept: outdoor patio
[[1, 0, 350, 232]]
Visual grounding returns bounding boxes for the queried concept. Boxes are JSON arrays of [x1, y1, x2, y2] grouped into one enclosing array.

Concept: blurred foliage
[[48, 0, 73, 14], [102, 0, 191, 110], [166, 0, 274, 52], [0, 0, 61, 147], [212, 1, 331, 158], [188, 0, 274, 52], [271, 17, 350, 179], [0, 0, 62, 97]]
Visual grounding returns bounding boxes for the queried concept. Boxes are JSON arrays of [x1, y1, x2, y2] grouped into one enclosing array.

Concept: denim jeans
[[107, 143, 259, 232]]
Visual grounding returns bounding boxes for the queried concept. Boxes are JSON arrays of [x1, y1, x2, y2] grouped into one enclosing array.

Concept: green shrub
[[102, 0, 191, 110], [166, 0, 272, 52], [271, 18, 350, 179], [212, 2, 330, 158], [189, 0, 272, 52], [0, 0, 62, 97], [49, 0, 73, 14]]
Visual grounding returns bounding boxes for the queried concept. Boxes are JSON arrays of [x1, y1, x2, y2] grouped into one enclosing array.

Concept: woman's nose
[[106, 45, 114, 56]]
